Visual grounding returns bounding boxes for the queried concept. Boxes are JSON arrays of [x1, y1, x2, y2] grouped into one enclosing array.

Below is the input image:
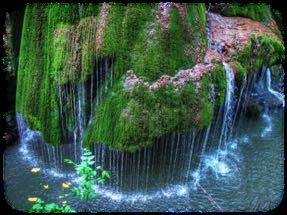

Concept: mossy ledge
[[210, 3, 273, 23], [231, 34, 285, 84]]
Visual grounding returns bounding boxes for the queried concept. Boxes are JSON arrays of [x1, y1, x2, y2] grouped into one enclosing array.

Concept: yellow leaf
[[59, 195, 64, 199], [31, 168, 41, 173], [43, 184, 49, 189], [27, 197, 38, 202], [62, 182, 71, 188], [62, 200, 67, 205]]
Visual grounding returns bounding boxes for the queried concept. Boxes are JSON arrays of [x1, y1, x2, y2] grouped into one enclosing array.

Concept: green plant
[[64, 148, 110, 200], [29, 198, 75, 213], [28, 148, 110, 212]]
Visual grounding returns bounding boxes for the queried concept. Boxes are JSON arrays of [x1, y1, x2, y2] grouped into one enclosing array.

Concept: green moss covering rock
[[231, 33, 284, 77], [18, 3, 280, 151], [83, 62, 225, 152], [16, 3, 80, 145], [213, 3, 273, 23]]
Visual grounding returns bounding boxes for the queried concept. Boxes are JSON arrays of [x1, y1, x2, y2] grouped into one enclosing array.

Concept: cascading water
[[16, 57, 113, 173], [266, 68, 285, 107], [16, 59, 242, 195], [190, 62, 238, 187], [218, 63, 235, 151]]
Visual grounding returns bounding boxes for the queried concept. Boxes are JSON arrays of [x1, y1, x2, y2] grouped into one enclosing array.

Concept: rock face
[[207, 12, 281, 62], [203, 48, 222, 64]]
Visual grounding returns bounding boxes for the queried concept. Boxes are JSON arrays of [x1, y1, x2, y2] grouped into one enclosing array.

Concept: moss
[[219, 3, 273, 22], [161, 8, 186, 75], [232, 34, 284, 77], [84, 72, 216, 152], [131, 5, 189, 82], [256, 35, 285, 66], [52, 23, 78, 84], [184, 3, 208, 65], [83, 81, 129, 150], [197, 75, 214, 128], [16, 3, 80, 145], [99, 3, 126, 57], [78, 16, 98, 81], [209, 63, 226, 105], [120, 4, 153, 73], [79, 3, 100, 18]]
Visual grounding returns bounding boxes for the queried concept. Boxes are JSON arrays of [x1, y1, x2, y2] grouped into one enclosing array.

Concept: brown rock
[[207, 12, 281, 57]]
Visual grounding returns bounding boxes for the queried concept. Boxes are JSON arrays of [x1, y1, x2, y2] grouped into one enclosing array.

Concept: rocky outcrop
[[207, 12, 281, 62], [203, 49, 222, 64]]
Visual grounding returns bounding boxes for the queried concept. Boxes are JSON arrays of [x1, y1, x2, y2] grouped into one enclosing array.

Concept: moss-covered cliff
[[15, 3, 284, 151]]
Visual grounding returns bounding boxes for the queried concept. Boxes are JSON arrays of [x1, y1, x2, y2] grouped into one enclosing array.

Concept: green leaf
[[101, 170, 111, 179], [97, 178, 105, 184], [83, 151, 92, 156], [36, 198, 44, 204], [64, 159, 74, 164], [44, 203, 58, 212], [84, 181, 93, 188]]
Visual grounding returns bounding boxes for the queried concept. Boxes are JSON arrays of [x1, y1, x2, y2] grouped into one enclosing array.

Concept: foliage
[[64, 148, 110, 200], [29, 198, 75, 213], [28, 148, 110, 212]]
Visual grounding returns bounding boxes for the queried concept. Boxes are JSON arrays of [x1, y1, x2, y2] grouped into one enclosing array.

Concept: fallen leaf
[[62, 182, 71, 189], [43, 184, 49, 189], [31, 168, 41, 173], [27, 197, 38, 202]]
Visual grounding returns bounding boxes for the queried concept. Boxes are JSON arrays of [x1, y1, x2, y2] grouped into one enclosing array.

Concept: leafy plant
[[29, 198, 75, 213], [28, 148, 110, 212], [64, 148, 111, 200]]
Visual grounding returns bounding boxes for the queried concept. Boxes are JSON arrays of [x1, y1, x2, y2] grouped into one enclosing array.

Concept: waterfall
[[230, 74, 247, 136], [198, 126, 211, 170], [218, 63, 235, 151], [17, 56, 280, 195], [266, 68, 285, 107]]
